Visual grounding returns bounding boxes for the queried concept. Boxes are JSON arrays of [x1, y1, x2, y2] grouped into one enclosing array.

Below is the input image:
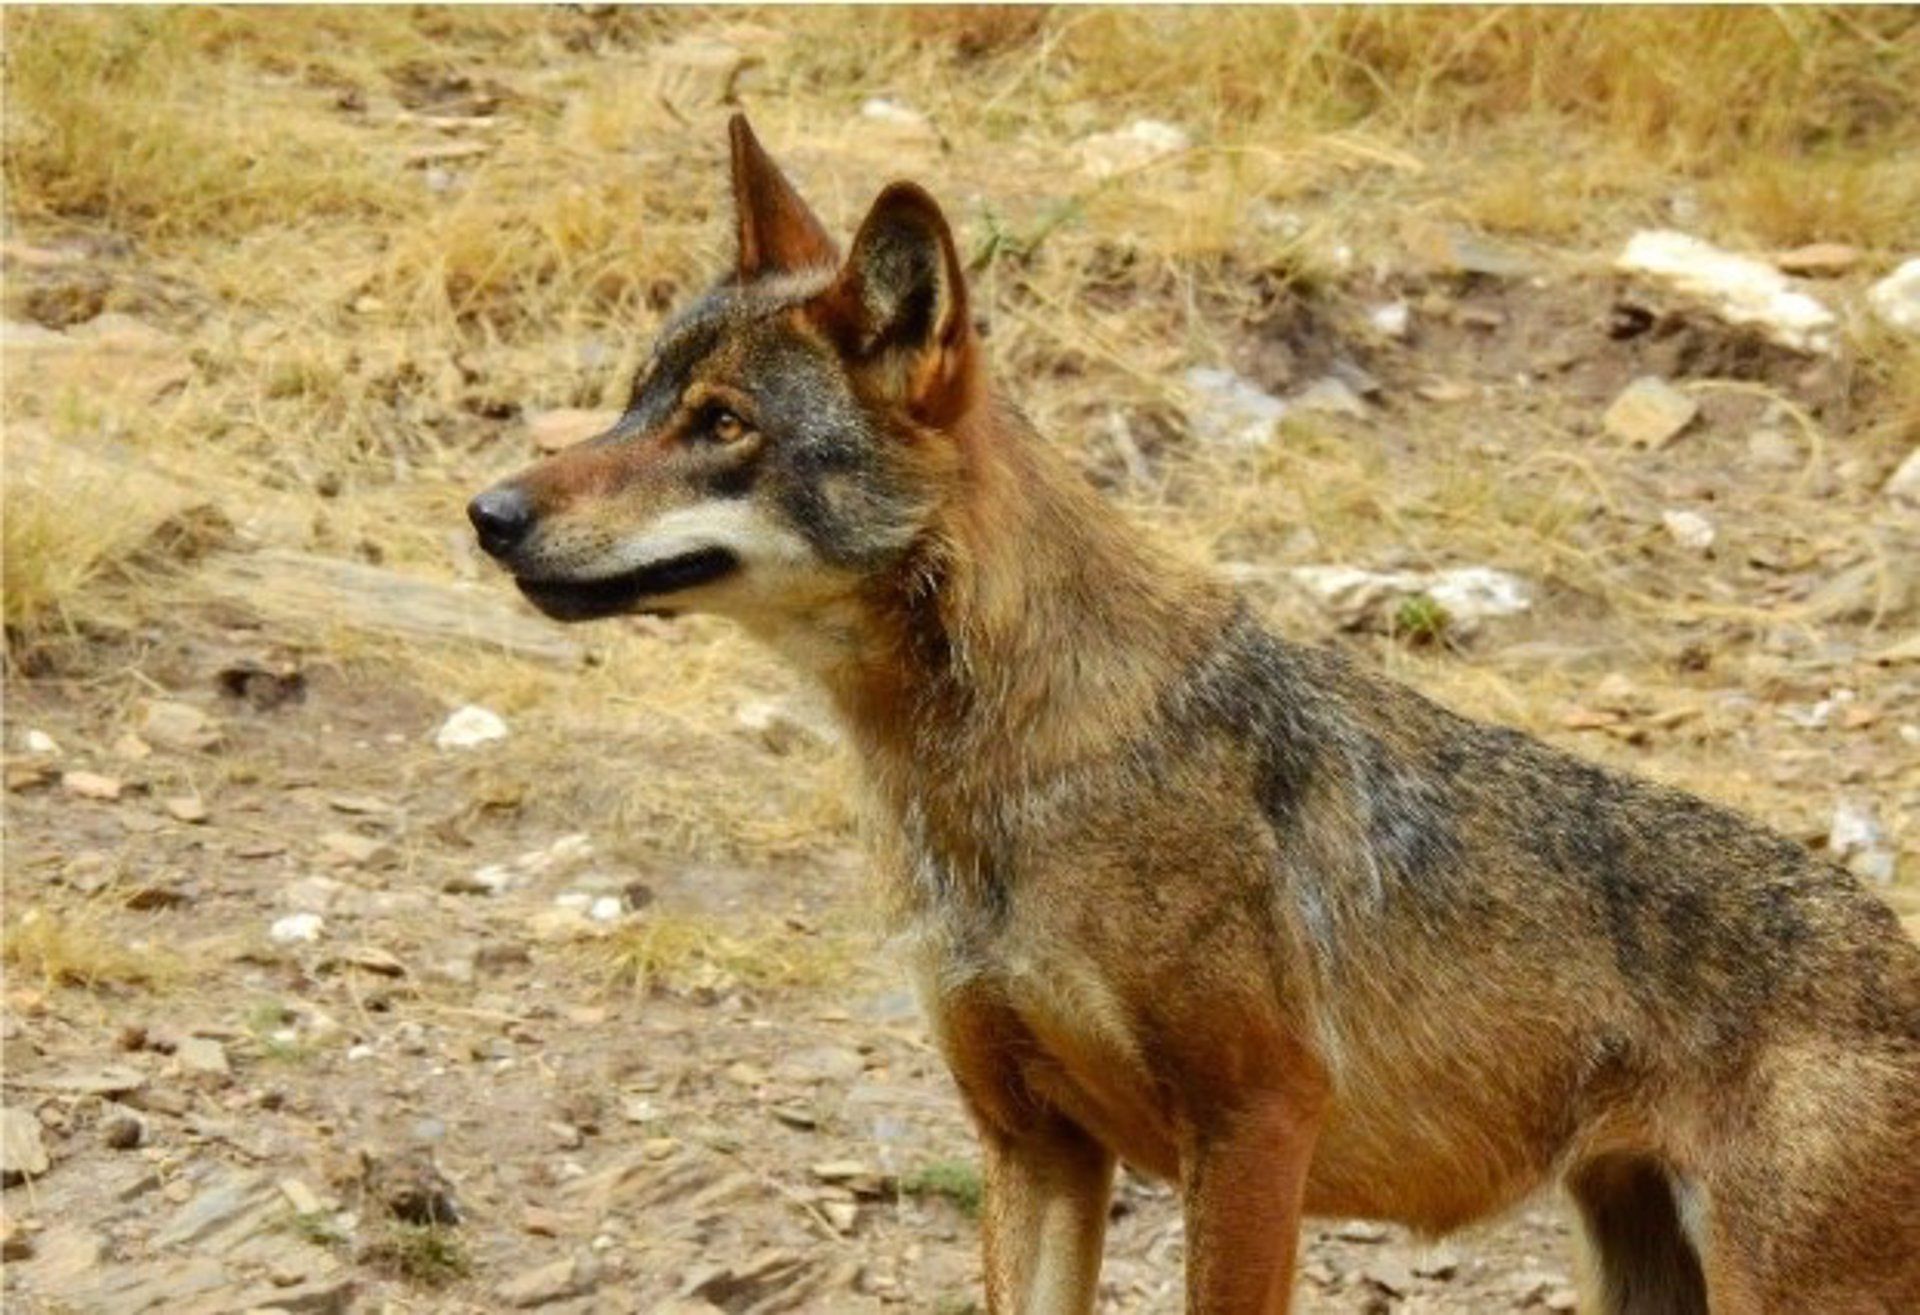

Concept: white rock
[[588, 896, 623, 923], [1077, 119, 1191, 179], [1661, 509, 1716, 553], [1884, 447, 1920, 508], [434, 704, 507, 750], [1368, 302, 1411, 339], [1867, 258, 1920, 336], [23, 729, 58, 755], [270, 913, 326, 945], [1183, 367, 1288, 446], [1616, 230, 1836, 353], [1829, 799, 1896, 886], [1421, 568, 1534, 622], [1290, 565, 1532, 632]]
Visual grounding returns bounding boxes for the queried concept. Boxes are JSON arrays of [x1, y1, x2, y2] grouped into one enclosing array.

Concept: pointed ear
[[816, 182, 978, 426], [729, 114, 836, 281]]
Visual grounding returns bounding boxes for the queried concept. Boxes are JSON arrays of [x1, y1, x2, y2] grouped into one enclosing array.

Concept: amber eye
[[708, 408, 748, 445]]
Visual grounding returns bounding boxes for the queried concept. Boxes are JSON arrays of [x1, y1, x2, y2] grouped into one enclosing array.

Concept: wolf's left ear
[[816, 182, 977, 427], [730, 114, 837, 280]]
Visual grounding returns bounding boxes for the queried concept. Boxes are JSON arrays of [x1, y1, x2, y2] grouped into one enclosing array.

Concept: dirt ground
[[3, 10, 1917, 1314]]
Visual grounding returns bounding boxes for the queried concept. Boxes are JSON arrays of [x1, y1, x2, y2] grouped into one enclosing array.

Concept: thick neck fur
[[818, 392, 1233, 870]]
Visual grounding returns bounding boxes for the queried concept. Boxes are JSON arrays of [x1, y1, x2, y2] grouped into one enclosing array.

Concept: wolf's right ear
[[729, 114, 837, 281], [814, 182, 978, 427]]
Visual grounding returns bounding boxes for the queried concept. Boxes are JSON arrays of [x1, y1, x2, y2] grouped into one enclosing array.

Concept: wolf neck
[[828, 396, 1231, 810]]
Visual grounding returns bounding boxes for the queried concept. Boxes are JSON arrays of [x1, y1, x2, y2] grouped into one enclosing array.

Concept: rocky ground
[[5, 11, 1919, 1314], [4, 652, 1592, 1315], [6, 268, 1918, 1311]]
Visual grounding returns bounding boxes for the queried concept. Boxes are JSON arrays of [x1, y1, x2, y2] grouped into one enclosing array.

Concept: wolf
[[469, 117, 1920, 1313]]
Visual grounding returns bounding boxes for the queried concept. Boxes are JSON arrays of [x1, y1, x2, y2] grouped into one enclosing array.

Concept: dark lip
[[513, 547, 740, 622]]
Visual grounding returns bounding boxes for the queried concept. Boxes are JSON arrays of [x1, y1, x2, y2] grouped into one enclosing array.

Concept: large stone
[[1288, 565, 1532, 633], [197, 549, 586, 666], [1617, 230, 1836, 353]]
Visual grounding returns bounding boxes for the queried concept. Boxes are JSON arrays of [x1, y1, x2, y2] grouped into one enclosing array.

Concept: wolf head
[[468, 116, 981, 638]]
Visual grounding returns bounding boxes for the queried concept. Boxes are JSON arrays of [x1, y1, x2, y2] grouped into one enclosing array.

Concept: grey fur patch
[[599, 274, 929, 570]]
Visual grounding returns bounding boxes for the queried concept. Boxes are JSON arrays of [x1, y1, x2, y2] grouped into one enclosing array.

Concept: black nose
[[468, 485, 534, 558]]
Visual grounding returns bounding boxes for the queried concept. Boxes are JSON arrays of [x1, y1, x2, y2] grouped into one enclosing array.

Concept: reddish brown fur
[[475, 119, 1920, 1313]]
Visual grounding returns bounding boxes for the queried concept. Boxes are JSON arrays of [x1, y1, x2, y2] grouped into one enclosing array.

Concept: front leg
[[980, 1113, 1116, 1315], [1182, 1096, 1324, 1315]]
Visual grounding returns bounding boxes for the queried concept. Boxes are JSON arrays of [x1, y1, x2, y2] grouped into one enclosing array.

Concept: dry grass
[[593, 912, 858, 998], [2, 425, 230, 648], [3, 902, 184, 993], [3, 9, 410, 240]]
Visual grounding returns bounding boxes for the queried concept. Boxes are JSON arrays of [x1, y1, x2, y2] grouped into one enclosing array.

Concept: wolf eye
[[707, 408, 749, 445]]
